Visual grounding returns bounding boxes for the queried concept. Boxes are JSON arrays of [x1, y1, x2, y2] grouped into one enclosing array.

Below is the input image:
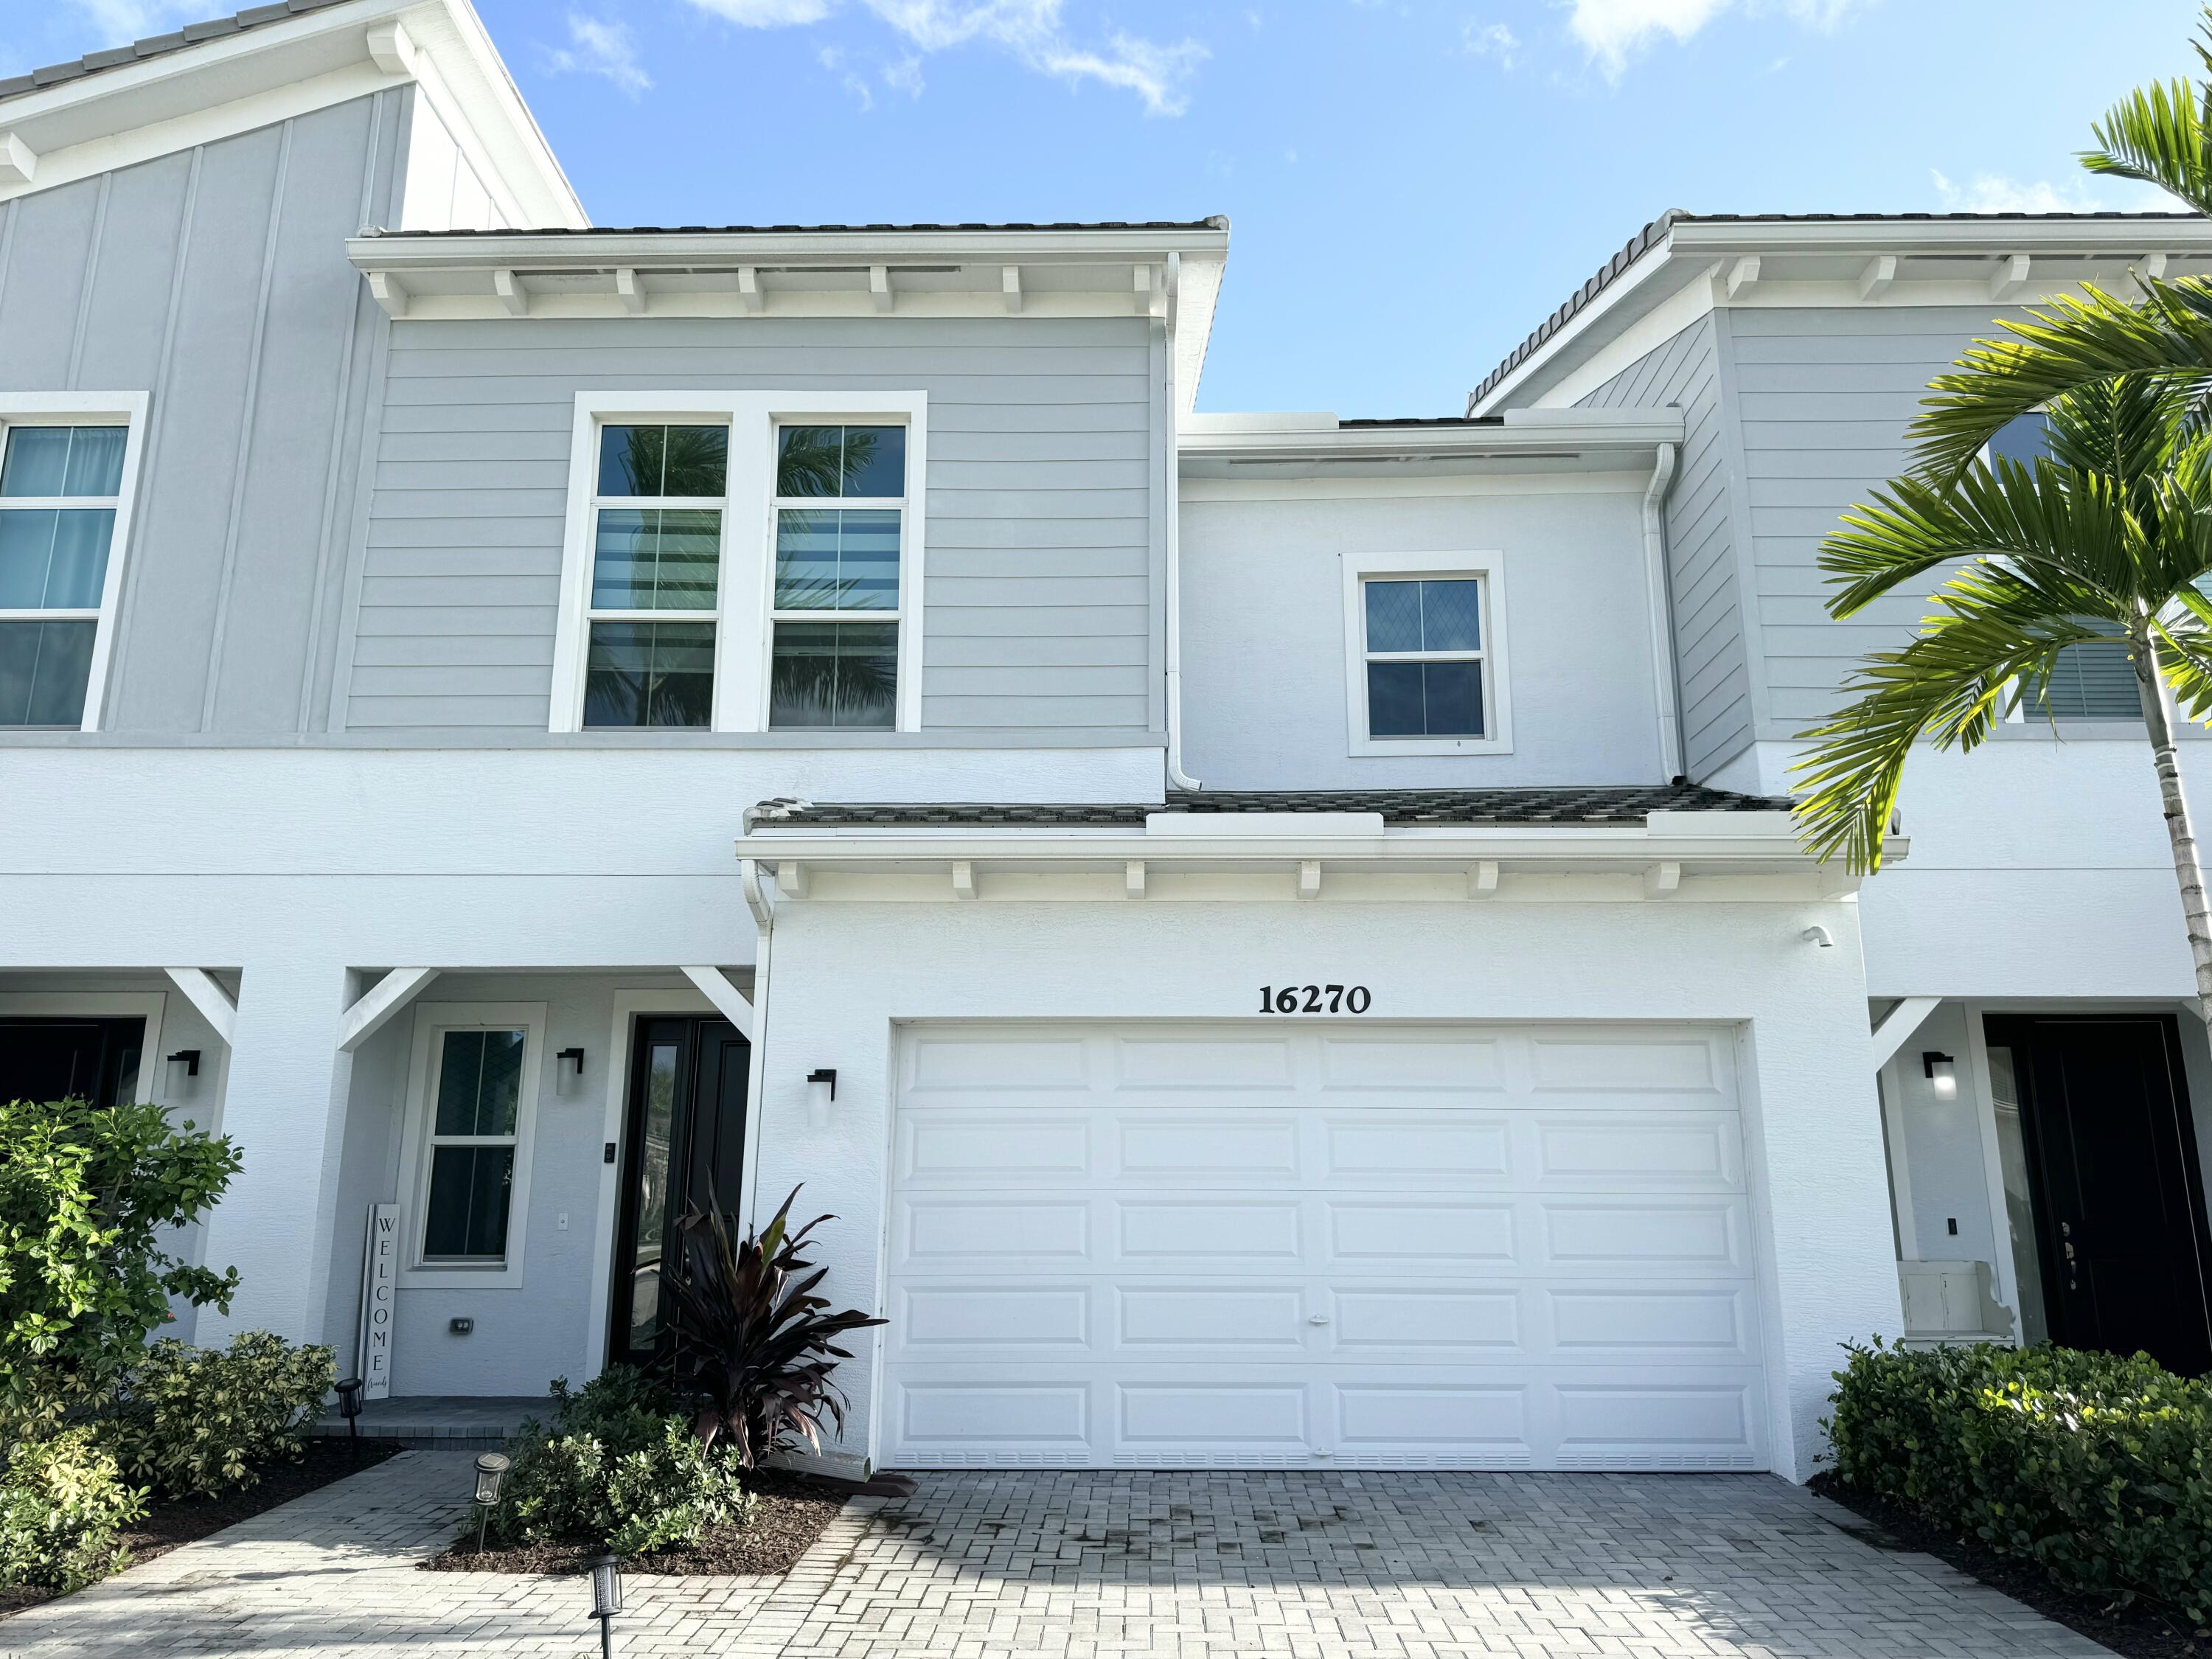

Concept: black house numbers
[[1259, 984, 1372, 1015]]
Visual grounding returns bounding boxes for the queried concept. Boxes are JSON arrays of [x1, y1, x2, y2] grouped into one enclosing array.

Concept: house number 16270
[[1260, 984, 1371, 1015]]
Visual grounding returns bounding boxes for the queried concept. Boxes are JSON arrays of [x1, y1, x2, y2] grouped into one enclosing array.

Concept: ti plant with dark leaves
[[659, 1186, 885, 1469]]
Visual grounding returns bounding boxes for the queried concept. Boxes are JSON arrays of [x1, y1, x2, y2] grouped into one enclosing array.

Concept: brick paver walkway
[[0, 1452, 2112, 1658]]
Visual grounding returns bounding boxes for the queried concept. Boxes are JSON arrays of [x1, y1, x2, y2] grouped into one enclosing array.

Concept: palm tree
[[1795, 380, 2212, 1018], [1797, 7, 2212, 1022]]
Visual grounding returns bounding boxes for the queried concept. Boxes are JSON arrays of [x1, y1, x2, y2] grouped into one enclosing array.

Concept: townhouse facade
[[0, 0, 2203, 1486]]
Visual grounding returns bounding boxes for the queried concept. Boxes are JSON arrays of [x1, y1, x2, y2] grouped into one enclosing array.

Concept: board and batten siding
[[1576, 316, 1755, 779], [0, 90, 404, 735], [344, 317, 1162, 734], [1728, 305, 2023, 735]]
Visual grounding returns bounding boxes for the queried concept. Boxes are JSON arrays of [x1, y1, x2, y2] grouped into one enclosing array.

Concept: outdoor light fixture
[[335, 1377, 365, 1458], [470, 1451, 510, 1554], [555, 1046, 586, 1096], [165, 1048, 201, 1091], [1923, 1052, 1958, 1099], [806, 1068, 838, 1129], [588, 1553, 625, 1658]]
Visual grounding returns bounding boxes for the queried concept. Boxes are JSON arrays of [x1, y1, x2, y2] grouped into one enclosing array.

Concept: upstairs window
[[1362, 577, 1489, 738], [1986, 411, 2139, 720], [769, 424, 905, 729], [582, 423, 728, 728], [0, 420, 128, 728]]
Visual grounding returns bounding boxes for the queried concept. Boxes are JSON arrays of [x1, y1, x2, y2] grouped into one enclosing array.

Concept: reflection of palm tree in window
[[622, 424, 728, 498], [776, 427, 880, 498]]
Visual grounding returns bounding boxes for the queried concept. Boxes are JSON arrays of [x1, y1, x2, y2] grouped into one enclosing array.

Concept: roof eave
[[347, 222, 1233, 269]]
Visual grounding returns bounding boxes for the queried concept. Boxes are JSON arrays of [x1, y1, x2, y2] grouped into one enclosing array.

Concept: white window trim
[[1340, 550, 1514, 757], [551, 391, 929, 735], [394, 1001, 546, 1290], [0, 392, 150, 732]]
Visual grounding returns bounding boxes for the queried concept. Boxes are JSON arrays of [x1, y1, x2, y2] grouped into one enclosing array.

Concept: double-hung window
[[769, 423, 905, 729], [582, 423, 728, 728], [554, 397, 925, 734], [399, 1005, 544, 1287], [1342, 554, 1512, 756], [0, 417, 133, 728]]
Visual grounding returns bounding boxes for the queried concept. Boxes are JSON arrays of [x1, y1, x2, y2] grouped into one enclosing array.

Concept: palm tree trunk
[[2138, 630, 2212, 1023]]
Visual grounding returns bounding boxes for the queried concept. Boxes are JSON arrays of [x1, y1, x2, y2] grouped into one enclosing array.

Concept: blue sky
[[8, 0, 2197, 414]]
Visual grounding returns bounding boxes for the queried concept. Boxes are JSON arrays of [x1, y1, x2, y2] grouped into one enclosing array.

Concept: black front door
[[607, 1016, 751, 1371], [1987, 1013, 2212, 1374], [0, 1018, 145, 1107]]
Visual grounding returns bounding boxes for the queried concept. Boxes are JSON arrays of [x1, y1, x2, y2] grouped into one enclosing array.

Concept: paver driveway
[[0, 1449, 2113, 1658]]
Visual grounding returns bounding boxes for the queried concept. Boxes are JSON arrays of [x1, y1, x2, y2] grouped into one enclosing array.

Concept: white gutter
[[1642, 442, 1684, 781], [1164, 251, 1200, 791]]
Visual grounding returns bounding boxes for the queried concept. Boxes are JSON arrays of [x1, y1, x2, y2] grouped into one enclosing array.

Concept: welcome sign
[[357, 1203, 400, 1399]]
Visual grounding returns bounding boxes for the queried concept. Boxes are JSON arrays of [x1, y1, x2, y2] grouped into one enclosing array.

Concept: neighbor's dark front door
[[0, 1017, 145, 1107], [1986, 1013, 2212, 1375], [607, 1015, 750, 1371]]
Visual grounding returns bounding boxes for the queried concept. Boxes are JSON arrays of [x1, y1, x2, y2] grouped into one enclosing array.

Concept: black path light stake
[[470, 1452, 510, 1554], [334, 1377, 365, 1461], [587, 1553, 625, 1658]]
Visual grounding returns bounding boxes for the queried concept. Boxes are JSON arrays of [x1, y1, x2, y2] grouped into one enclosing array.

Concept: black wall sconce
[[166, 1048, 201, 1082], [555, 1046, 586, 1096], [807, 1068, 838, 1128], [1922, 1051, 1958, 1099]]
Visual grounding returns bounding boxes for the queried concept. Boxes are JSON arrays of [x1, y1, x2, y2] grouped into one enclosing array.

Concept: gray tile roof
[[1467, 208, 2212, 411], [0, 0, 357, 102], [744, 784, 1792, 832], [360, 218, 1230, 238]]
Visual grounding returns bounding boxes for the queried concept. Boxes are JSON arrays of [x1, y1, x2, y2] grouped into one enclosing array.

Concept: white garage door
[[882, 1023, 1770, 1471]]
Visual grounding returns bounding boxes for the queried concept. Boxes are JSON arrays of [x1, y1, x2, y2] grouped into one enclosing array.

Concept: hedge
[[1828, 1338, 2212, 1628]]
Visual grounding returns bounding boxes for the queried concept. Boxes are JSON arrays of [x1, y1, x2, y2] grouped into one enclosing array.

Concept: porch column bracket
[[336, 967, 439, 1054], [1870, 995, 1941, 1069], [680, 966, 754, 1040], [164, 968, 237, 1046]]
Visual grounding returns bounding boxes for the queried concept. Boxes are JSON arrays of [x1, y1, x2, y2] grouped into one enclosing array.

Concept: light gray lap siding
[[344, 316, 1159, 734], [1576, 314, 1756, 777], [0, 91, 403, 735], [1728, 305, 2008, 732]]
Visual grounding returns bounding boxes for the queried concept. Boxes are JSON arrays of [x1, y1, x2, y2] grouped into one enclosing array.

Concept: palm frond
[[1792, 571, 2112, 873], [1910, 279, 2212, 484], [2081, 76, 2212, 212], [1820, 459, 2140, 619]]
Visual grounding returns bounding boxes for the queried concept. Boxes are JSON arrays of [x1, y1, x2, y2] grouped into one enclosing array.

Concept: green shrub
[[486, 1368, 754, 1557], [0, 1428, 146, 1592], [107, 1332, 336, 1498], [1829, 1338, 2212, 1628], [0, 1097, 240, 1438]]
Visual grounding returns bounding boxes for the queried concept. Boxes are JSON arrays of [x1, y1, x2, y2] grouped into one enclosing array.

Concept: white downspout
[[1642, 441, 1684, 782], [1164, 251, 1201, 791]]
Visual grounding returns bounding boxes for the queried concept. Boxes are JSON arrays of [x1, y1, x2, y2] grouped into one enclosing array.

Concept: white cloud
[[680, 0, 1207, 114], [1464, 20, 1519, 67], [1927, 167, 2167, 215], [821, 44, 874, 107], [544, 13, 653, 96], [883, 52, 926, 95], [1565, 0, 1863, 80]]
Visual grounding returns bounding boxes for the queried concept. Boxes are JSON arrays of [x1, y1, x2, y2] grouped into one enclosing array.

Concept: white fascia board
[[349, 222, 1231, 273], [0, 0, 580, 228], [1467, 226, 1690, 414], [734, 820, 1870, 870], [1177, 408, 1685, 465]]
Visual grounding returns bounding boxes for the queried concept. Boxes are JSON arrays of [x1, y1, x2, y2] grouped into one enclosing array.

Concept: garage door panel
[[1117, 1115, 1301, 1178], [1317, 1034, 1507, 1093], [1533, 1113, 1743, 1188], [1115, 1198, 1304, 1263], [883, 1023, 1768, 1471]]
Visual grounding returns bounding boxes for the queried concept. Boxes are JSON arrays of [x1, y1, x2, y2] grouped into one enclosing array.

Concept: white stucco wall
[[752, 890, 1898, 1484], [1177, 479, 1670, 790]]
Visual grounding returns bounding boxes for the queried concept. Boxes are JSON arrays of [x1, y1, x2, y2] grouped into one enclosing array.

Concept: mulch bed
[[1810, 1472, 2207, 1659], [422, 1467, 847, 1579], [1, 1438, 404, 1620]]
